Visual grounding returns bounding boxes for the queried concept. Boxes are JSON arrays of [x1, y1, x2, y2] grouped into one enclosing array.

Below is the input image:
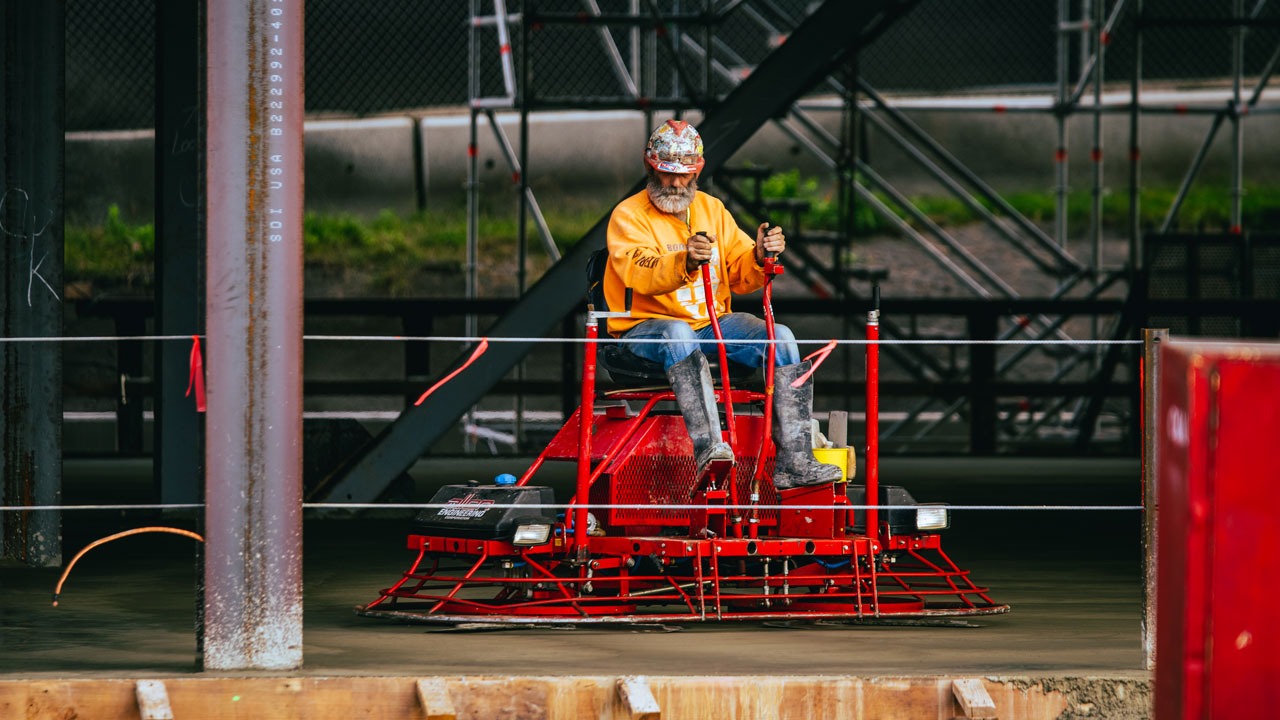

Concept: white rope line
[[1, 503, 1144, 512], [0, 334, 1145, 346], [1, 504, 206, 511], [0, 334, 197, 343]]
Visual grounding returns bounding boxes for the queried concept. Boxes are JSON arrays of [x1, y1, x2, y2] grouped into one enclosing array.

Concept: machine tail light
[[915, 505, 949, 531], [513, 524, 552, 546]]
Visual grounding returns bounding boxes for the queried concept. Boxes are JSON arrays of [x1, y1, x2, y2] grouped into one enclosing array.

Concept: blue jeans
[[621, 313, 801, 370]]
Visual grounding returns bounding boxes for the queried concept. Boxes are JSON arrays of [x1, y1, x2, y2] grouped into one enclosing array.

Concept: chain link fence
[[67, 0, 155, 131], [67, 0, 1277, 131]]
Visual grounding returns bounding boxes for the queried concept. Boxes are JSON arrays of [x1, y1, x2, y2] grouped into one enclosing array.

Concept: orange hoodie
[[604, 188, 765, 336]]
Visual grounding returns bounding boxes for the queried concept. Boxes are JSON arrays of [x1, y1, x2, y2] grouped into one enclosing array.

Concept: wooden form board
[[0, 675, 1081, 719]]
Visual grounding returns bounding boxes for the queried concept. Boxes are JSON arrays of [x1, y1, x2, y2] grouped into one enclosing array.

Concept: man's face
[[655, 170, 695, 188], [646, 166, 698, 214]]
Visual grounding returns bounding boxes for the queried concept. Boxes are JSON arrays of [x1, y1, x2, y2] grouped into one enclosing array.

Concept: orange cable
[[52, 526, 204, 607]]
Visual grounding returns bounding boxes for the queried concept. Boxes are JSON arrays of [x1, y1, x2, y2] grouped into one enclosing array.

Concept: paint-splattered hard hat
[[644, 120, 705, 174]]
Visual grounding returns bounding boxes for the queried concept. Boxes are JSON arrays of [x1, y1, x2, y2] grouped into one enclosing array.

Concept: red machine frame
[[359, 256, 1007, 624]]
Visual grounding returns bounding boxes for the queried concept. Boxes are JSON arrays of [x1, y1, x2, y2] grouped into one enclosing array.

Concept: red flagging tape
[[185, 335, 206, 412], [414, 338, 489, 406], [1055, 148, 1068, 162], [791, 339, 838, 388]]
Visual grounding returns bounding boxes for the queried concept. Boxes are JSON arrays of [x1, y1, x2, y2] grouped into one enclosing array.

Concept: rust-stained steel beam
[[203, 0, 304, 670], [1141, 327, 1167, 672], [0, 0, 65, 567]]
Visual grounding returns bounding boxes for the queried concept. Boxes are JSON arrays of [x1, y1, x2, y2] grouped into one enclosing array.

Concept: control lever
[[762, 223, 778, 260]]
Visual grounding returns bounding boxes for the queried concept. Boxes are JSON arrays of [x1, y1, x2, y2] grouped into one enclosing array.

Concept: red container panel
[[1156, 340, 1280, 720]]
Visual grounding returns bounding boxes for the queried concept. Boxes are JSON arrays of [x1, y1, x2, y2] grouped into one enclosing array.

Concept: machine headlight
[[512, 523, 552, 546], [915, 505, 949, 531]]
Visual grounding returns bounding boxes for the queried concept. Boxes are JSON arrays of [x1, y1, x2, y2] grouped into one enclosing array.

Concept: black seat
[[587, 249, 757, 387]]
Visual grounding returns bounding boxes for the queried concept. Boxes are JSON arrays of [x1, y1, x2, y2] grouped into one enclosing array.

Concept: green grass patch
[[758, 168, 1280, 235], [65, 204, 155, 290], [66, 203, 605, 295], [65, 179, 1280, 296]]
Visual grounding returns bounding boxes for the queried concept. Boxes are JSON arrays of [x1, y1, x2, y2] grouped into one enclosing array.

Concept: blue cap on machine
[[494, 473, 518, 486]]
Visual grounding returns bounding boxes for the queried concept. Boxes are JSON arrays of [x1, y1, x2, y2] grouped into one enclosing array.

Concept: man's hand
[[684, 232, 716, 275], [755, 223, 785, 264]]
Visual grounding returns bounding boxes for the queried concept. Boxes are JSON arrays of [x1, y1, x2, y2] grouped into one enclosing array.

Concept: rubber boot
[[666, 352, 734, 479], [771, 360, 844, 490]]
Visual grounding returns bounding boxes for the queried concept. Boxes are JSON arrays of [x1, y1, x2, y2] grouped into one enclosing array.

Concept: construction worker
[[603, 119, 842, 490]]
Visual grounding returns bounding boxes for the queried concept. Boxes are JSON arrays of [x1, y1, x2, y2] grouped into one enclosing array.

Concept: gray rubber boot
[[666, 351, 734, 478], [771, 360, 844, 490]]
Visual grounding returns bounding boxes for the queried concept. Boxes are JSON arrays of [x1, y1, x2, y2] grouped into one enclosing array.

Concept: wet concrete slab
[[0, 457, 1146, 680]]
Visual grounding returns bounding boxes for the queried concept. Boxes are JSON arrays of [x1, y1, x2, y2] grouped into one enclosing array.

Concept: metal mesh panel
[[1252, 238, 1280, 300], [1146, 234, 1253, 335], [602, 452, 778, 527], [1196, 241, 1244, 300], [860, 0, 1056, 92], [305, 2, 469, 115], [66, 0, 155, 131], [65, 0, 1276, 130], [610, 454, 696, 525], [1148, 241, 1190, 300]]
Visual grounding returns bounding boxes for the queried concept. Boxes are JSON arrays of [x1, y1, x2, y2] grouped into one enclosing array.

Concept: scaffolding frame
[[460, 0, 1279, 455]]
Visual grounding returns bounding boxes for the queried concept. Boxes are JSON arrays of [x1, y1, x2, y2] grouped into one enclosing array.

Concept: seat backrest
[[586, 248, 609, 311]]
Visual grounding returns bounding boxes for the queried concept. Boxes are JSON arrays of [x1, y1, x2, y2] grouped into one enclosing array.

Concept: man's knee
[[773, 323, 802, 366], [658, 320, 697, 342], [637, 319, 697, 368]]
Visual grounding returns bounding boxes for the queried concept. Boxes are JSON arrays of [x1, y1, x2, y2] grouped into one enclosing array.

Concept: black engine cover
[[413, 484, 556, 541]]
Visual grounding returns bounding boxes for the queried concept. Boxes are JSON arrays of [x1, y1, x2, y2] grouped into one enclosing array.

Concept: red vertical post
[[865, 292, 880, 547], [701, 262, 739, 537], [575, 320, 598, 554], [700, 264, 737, 446], [749, 257, 780, 540]]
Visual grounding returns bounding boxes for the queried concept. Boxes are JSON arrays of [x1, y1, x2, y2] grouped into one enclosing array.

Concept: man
[[603, 119, 841, 491]]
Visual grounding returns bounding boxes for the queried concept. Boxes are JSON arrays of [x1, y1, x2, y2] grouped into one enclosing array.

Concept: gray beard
[[646, 176, 697, 215]]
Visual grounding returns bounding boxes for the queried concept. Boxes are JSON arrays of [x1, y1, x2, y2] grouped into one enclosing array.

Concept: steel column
[[466, 1, 481, 453], [0, 0, 65, 567], [1090, 0, 1105, 274], [1055, 0, 1071, 252], [203, 0, 304, 670], [1141, 327, 1167, 671], [1230, 0, 1245, 234], [968, 313, 998, 455], [155, 0, 204, 504], [1129, 0, 1142, 270]]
